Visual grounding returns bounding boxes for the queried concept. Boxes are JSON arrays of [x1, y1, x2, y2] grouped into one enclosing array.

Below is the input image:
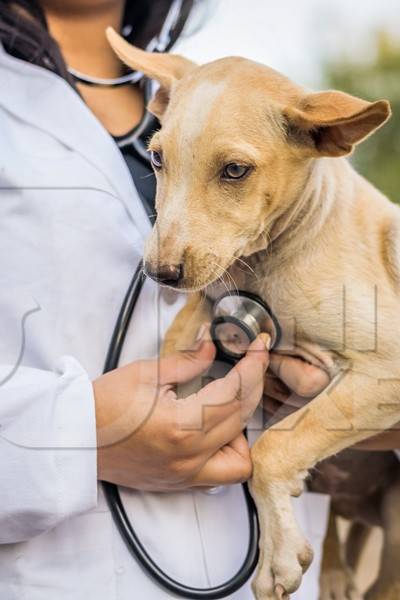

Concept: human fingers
[[181, 335, 270, 435], [269, 353, 330, 398]]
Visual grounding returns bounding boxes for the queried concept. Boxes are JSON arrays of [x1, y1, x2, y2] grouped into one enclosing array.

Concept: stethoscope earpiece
[[211, 291, 281, 362]]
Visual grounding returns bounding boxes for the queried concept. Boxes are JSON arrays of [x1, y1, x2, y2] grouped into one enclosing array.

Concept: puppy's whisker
[[264, 231, 273, 257], [211, 260, 239, 296], [225, 269, 239, 295], [235, 256, 257, 277], [234, 264, 251, 276], [235, 256, 260, 281], [211, 261, 232, 296], [219, 274, 231, 296], [199, 288, 208, 308]]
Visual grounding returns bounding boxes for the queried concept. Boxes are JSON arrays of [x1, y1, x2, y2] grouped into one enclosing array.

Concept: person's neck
[[43, 1, 126, 78]]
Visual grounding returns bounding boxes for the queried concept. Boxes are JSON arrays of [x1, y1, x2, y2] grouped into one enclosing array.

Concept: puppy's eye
[[150, 150, 163, 170], [222, 163, 250, 180]]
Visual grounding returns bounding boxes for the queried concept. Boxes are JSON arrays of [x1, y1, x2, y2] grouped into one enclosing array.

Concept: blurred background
[[176, 0, 400, 203]]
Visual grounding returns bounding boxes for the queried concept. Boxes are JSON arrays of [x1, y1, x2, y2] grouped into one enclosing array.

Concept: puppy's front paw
[[249, 477, 313, 600], [252, 526, 313, 600], [250, 433, 313, 599]]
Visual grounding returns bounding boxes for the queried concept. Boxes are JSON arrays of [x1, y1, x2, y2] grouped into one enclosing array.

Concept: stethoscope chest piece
[[211, 291, 281, 361]]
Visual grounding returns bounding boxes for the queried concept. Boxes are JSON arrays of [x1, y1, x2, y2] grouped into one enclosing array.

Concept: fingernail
[[189, 324, 210, 350], [259, 333, 272, 350], [195, 324, 207, 342]]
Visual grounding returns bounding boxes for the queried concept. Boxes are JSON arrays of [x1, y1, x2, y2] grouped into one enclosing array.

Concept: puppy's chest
[[254, 279, 342, 354], [229, 262, 381, 364]]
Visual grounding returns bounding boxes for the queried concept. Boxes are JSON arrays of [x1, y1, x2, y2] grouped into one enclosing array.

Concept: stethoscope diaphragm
[[211, 291, 281, 361]]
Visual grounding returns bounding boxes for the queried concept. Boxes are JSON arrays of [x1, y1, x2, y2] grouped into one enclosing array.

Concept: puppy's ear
[[106, 27, 195, 119], [284, 91, 391, 157]]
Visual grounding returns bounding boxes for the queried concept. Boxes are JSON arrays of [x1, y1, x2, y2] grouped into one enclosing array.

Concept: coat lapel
[[0, 44, 151, 238]]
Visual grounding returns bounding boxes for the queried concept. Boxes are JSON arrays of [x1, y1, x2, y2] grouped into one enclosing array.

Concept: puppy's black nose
[[145, 263, 183, 286]]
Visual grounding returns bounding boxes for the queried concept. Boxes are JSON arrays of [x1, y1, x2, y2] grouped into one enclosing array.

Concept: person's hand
[[93, 330, 269, 491], [262, 353, 331, 423]]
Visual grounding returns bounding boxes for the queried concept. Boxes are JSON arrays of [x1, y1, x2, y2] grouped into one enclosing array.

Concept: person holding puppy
[[1, 1, 394, 599]]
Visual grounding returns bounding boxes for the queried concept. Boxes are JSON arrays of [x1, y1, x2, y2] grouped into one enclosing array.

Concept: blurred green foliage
[[324, 31, 400, 202]]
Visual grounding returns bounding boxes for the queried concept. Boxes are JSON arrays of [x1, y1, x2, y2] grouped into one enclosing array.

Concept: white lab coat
[[0, 43, 329, 600]]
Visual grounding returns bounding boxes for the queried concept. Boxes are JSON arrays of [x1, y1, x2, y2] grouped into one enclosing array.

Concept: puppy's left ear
[[106, 27, 196, 119], [284, 90, 391, 157]]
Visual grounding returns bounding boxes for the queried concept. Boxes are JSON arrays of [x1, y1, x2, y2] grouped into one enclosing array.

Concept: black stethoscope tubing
[[99, 2, 261, 586], [101, 261, 260, 598], [68, 0, 193, 88]]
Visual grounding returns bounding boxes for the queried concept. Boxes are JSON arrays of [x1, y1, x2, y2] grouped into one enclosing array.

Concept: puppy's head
[[107, 28, 391, 291]]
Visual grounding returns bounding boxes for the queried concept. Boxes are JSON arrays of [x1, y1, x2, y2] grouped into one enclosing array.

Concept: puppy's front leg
[[161, 293, 212, 357], [250, 369, 400, 600]]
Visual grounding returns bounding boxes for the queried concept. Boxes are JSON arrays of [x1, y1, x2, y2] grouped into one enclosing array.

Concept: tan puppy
[[107, 28, 400, 600]]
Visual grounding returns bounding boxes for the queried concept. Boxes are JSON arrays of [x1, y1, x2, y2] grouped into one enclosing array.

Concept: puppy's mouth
[[176, 264, 238, 294], [154, 276, 220, 294]]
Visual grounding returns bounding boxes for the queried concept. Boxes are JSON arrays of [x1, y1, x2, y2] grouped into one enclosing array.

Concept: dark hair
[[0, 0, 195, 82]]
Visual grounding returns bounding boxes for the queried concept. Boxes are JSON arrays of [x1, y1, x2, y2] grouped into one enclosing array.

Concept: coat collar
[[0, 44, 151, 238]]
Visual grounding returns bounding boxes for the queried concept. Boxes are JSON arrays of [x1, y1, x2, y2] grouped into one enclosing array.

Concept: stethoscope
[[68, 0, 189, 87], [75, 1, 281, 596], [102, 264, 281, 599]]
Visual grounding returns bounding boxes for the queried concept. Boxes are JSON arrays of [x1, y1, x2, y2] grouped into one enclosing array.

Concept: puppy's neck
[[264, 158, 351, 267]]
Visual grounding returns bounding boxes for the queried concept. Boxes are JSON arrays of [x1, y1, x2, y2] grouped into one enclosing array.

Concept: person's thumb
[[158, 325, 216, 385]]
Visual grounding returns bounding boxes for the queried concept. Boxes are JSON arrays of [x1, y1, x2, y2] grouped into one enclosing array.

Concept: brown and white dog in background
[[107, 28, 400, 600]]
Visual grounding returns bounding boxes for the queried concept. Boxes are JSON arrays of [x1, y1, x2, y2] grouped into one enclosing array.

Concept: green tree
[[324, 31, 400, 202]]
